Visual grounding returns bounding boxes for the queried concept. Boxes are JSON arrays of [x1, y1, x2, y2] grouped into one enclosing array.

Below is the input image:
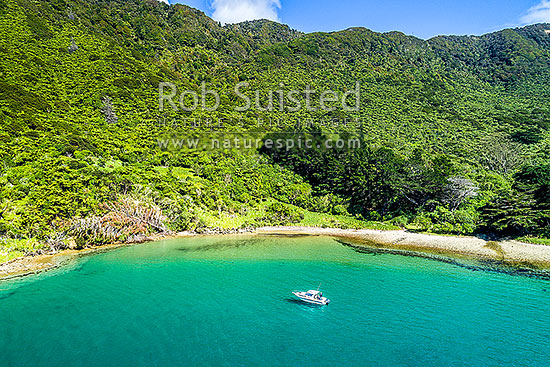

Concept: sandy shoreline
[[0, 243, 128, 281], [0, 232, 195, 280], [256, 226, 550, 265], [2, 227, 550, 280]]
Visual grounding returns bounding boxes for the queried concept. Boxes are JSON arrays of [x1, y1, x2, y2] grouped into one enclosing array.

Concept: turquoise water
[[1, 235, 550, 366]]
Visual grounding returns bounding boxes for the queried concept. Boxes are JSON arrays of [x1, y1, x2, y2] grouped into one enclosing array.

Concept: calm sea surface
[[1, 235, 550, 366]]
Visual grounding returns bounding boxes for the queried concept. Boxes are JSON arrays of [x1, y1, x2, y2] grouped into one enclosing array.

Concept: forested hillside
[[0, 0, 549, 260]]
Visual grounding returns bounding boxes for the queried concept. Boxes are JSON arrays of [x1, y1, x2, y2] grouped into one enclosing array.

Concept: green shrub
[[263, 202, 304, 226]]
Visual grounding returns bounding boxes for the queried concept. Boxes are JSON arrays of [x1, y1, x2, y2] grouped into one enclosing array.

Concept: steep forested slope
[[0, 0, 548, 258]]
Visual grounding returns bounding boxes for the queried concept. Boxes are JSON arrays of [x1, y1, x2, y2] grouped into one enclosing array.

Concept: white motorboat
[[292, 289, 330, 305]]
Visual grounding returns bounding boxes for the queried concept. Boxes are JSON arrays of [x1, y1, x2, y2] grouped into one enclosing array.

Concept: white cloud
[[211, 0, 281, 24], [521, 0, 550, 24]]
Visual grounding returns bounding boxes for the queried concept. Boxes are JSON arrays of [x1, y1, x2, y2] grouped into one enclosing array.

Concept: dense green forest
[[0, 0, 549, 261]]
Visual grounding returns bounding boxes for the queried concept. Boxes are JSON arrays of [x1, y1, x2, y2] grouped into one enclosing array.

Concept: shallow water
[[1, 235, 550, 366]]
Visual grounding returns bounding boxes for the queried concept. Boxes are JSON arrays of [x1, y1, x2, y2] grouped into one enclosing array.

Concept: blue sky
[[170, 0, 550, 39]]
